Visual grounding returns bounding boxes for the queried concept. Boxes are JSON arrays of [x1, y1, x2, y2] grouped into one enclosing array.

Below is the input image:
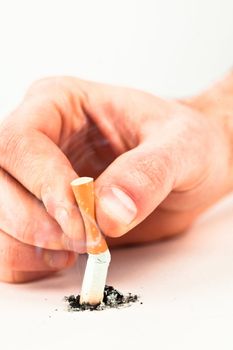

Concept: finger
[[0, 230, 76, 283], [95, 102, 213, 238], [0, 229, 77, 283], [107, 208, 197, 247], [0, 168, 85, 252], [0, 118, 85, 249], [95, 140, 176, 237], [0, 270, 55, 283]]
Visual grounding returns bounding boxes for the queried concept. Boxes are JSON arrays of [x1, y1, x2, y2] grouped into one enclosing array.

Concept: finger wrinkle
[[0, 126, 25, 172]]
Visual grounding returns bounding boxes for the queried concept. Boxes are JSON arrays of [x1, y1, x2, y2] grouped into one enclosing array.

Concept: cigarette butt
[[71, 177, 111, 305], [71, 177, 108, 254], [80, 250, 111, 305]]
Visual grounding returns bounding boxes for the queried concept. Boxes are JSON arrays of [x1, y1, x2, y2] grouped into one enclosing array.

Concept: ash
[[65, 285, 139, 311]]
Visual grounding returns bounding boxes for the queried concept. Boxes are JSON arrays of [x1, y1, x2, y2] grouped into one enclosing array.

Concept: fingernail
[[44, 251, 69, 269], [33, 220, 64, 250], [62, 234, 86, 254], [98, 187, 137, 225], [55, 207, 69, 230], [54, 206, 84, 243]]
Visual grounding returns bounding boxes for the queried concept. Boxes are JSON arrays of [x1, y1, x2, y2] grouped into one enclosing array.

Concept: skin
[[0, 73, 232, 283]]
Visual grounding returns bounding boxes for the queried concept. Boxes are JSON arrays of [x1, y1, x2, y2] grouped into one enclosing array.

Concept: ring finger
[[0, 229, 77, 283]]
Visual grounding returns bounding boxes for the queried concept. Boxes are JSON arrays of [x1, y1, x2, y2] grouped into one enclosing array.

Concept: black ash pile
[[65, 285, 139, 311]]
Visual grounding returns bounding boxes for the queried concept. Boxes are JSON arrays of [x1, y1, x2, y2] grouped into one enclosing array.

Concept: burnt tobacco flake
[[65, 285, 139, 311]]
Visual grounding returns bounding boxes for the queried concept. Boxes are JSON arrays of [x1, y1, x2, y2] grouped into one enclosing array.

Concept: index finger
[[0, 81, 86, 247]]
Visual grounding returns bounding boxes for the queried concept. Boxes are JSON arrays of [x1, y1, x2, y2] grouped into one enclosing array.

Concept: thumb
[[95, 141, 175, 237]]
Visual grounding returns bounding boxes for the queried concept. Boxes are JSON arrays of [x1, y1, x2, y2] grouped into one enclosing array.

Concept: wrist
[[181, 71, 233, 192]]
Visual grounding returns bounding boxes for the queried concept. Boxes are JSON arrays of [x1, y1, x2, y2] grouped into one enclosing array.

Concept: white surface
[[0, 1, 233, 349], [0, 194, 233, 350]]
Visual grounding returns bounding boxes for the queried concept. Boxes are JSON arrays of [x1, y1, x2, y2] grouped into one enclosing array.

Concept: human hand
[[0, 75, 232, 282]]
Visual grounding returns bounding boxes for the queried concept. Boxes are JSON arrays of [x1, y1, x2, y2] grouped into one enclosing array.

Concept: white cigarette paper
[[80, 250, 111, 305]]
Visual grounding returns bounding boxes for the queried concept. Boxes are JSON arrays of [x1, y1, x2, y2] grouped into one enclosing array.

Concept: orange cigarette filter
[[71, 177, 108, 254]]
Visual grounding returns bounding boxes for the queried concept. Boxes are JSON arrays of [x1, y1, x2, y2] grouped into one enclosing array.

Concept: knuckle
[[26, 77, 58, 94], [17, 218, 38, 246], [0, 125, 22, 166], [25, 76, 79, 115], [0, 125, 24, 169], [24, 77, 65, 105], [26, 76, 72, 98], [132, 148, 173, 193]]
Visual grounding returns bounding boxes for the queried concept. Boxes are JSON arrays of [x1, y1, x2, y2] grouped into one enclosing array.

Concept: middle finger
[[0, 169, 85, 252]]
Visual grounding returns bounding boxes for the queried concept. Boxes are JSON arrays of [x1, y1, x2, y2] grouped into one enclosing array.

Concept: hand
[[0, 75, 232, 282]]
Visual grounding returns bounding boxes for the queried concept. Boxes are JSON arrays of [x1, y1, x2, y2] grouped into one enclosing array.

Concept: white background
[[0, 0, 233, 118], [0, 1, 233, 349]]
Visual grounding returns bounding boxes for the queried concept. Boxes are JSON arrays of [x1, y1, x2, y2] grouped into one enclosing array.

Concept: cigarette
[[71, 177, 111, 305]]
